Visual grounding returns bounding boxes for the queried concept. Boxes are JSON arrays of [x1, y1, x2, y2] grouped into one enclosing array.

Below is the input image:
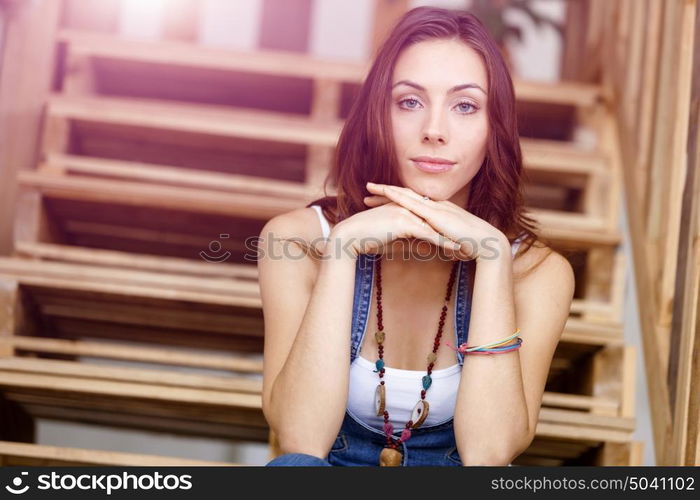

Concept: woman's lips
[[412, 159, 455, 173]]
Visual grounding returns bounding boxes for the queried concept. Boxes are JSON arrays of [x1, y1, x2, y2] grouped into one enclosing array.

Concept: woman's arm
[[258, 213, 357, 458], [453, 238, 575, 465]]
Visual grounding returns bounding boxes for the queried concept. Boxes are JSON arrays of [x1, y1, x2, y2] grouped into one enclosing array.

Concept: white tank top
[[309, 204, 524, 431]]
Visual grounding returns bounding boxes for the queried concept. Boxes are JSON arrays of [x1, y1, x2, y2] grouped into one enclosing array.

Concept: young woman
[[259, 6, 574, 466]]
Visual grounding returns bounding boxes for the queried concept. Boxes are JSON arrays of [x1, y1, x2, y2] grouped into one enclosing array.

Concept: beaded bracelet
[[446, 329, 523, 355]]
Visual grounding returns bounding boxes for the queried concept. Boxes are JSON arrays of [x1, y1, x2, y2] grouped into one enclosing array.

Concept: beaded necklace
[[372, 255, 460, 466]]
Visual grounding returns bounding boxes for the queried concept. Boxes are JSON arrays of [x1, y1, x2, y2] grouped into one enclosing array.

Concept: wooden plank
[[57, 29, 603, 107], [635, 0, 663, 205], [19, 168, 307, 220], [0, 0, 62, 255], [48, 318, 263, 354], [658, 0, 696, 328], [58, 28, 370, 82], [0, 371, 262, 409], [0, 357, 261, 393], [0, 257, 260, 298], [0, 273, 260, 308], [1, 336, 263, 373], [14, 241, 259, 280], [306, 77, 341, 187], [541, 392, 618, 413], [0, 278, 19, 356], [46, 93, 344, 147], [561, 317, 624, 345], [522, 138, 608, 174], [44, 153, 316, 198], [536, 225, 621, 246], [19, 403, 270, 441], [0, 440, 238, 466], [589, 345, 624, 417], [515, 79, 604, 108], [668, 0, 700, 465], [12, 189, 64, 245], [3, 391, 266, 427], [613, 0, 677, 464], [36, 296, 261, 335], [538, 407, 635, 431], [535, 422, 631, 443]]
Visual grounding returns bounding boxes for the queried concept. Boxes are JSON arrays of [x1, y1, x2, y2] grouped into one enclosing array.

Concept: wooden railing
[[577, 0, 699, 465]]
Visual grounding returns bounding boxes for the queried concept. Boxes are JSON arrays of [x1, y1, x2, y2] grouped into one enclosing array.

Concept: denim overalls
[[267, 252, 481, 467]]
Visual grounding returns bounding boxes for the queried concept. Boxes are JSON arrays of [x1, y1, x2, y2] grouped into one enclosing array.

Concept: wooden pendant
[[379, 446, 403, 466], [410, 399, 429, 428], [374, 384, 386, 416]]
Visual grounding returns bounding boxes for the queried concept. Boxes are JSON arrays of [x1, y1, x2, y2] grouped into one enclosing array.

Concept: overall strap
[[349, 253, 378, 363], [455, 259, 476, 366]]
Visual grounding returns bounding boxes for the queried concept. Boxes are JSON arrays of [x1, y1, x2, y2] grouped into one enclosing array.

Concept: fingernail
[[367, 181, 375, 186]]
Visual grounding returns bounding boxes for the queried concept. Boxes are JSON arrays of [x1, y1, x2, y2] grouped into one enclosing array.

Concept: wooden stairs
[[0, 2, 646, 466]]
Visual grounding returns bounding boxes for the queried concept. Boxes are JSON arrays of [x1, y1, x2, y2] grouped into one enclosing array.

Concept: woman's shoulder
[[512, 239, 573, 286], [260, 206, 332, 262]]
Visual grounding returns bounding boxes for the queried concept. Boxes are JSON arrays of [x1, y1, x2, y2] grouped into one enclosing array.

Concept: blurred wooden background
[[0, 0, 697, 466]]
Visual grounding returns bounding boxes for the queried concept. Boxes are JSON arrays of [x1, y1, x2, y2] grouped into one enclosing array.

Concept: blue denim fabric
[[266, 453, 332, 466], [266, 254, 494, 467]]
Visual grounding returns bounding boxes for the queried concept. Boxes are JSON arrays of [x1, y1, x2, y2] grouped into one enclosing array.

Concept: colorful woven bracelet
[[463, 337, 523, 355], [446, 329, 522, 355]]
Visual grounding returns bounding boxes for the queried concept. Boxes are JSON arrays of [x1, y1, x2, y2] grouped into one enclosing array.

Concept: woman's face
[[390, 38, 489, 206]]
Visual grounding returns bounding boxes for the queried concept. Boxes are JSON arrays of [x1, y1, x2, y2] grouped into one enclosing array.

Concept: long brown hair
[[307, 6, 550, 268]]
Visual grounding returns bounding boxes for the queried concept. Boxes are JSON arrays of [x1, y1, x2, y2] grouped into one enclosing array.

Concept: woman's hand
[[329, 198, 463, 260], [364, 182, 508, 262]]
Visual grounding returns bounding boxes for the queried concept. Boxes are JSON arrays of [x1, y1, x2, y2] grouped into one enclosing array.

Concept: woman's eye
[[397, 98, 478, 114], [456, 101, 477, 113], [398, 97, 420, 109]]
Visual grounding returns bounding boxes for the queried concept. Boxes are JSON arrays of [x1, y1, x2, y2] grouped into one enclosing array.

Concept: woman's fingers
[[363, 195, 391, 206], [366, 183, 450, 237], [410, 216, 461, 255]]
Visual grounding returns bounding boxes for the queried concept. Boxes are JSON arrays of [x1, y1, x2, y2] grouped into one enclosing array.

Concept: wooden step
[[14, 241, 259, 280], [0, 365, 268, 438], [0, 256, 260, 307], [1, 337, 263, 375], [0, 354, 633, 445], [20, 163, 621, 246], [46, 93, 343, 148], [57, 29, 604, 107], [0, 369, 261, 409], [561, 317, 624, 346], [535, 408, 635, 442], [517, 437, 643, 465], [0, 440, 238, 466], [44, 153, 319, 199], [19, 167, 304, 221]]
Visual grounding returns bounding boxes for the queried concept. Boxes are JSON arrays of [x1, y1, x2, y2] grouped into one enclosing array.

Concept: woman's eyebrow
[[392, 79, 487, 95]]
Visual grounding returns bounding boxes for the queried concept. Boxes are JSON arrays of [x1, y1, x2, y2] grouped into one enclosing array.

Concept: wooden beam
[[668, 0, 700, 466], [0, 0, 62, 255], [0, 440, 237, 466]]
